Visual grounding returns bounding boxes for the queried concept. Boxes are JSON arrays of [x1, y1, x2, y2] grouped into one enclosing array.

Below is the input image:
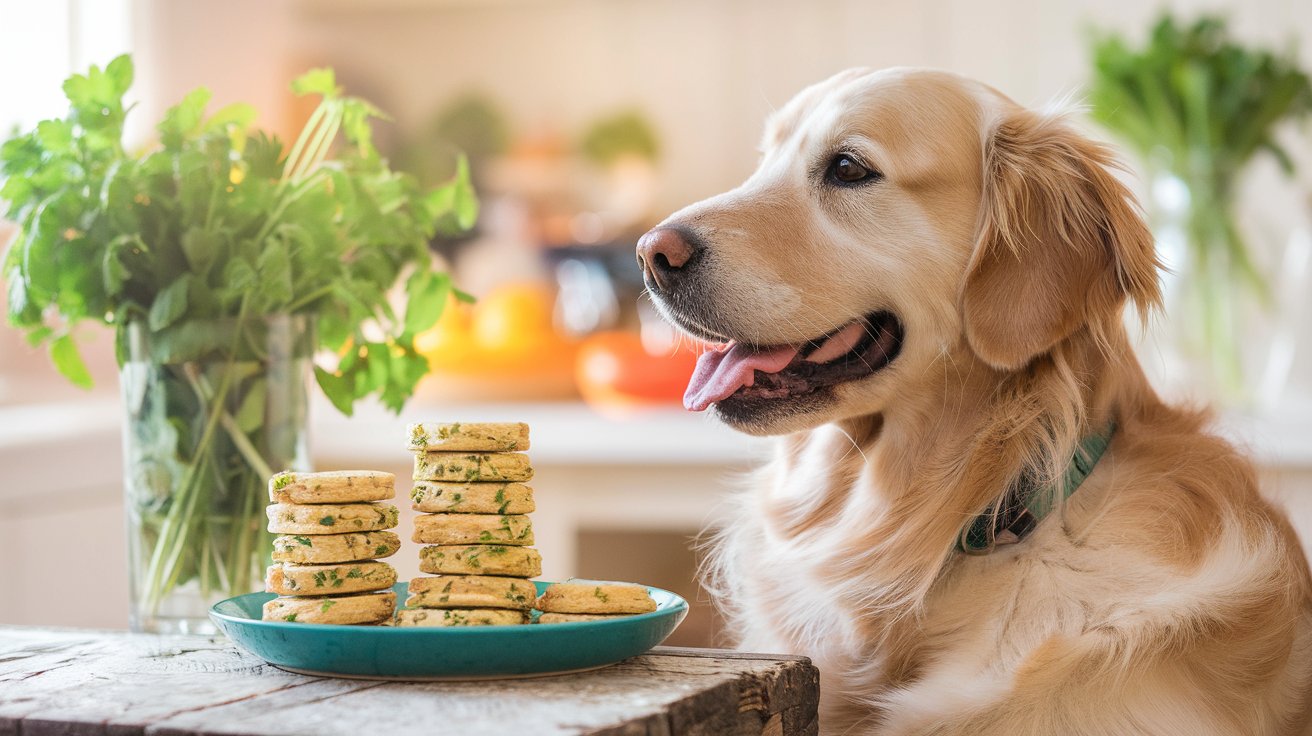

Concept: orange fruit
[[575, 330, 700, 409], [471, 283, 557, 358], [416, 297, 477, 372]]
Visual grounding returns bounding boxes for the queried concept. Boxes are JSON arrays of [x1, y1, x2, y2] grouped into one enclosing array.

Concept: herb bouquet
[[1, 56, 476, 632], [1089, 15, 1312, 399]]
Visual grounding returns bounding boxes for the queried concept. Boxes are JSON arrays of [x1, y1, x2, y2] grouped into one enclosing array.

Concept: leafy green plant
[[580, 110, 660, 166], [0, 55, 477, 624], [1, 55, 477, 414], [1089, 14, 1312, 393]]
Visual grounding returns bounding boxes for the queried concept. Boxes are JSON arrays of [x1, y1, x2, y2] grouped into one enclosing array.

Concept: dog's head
[[639, 67, 1160, 435]]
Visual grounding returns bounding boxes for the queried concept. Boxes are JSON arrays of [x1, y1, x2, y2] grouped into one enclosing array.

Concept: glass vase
[[1145, 172, 1265, 406], [119, 315, 313, 633]]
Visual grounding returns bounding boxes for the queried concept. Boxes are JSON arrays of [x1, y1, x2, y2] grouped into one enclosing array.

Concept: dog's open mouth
[[684, 311, 904, 411]]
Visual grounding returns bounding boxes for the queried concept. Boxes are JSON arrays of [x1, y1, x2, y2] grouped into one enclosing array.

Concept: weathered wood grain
[[0, 628, 819, 736]]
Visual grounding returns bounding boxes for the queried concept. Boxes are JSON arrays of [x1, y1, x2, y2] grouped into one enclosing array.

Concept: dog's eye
[[826, 154, 880, 186]]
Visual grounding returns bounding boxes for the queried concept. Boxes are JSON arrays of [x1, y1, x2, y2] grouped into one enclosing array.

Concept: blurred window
[[0, 0, 131, 133], [0, 0, 130, 397]]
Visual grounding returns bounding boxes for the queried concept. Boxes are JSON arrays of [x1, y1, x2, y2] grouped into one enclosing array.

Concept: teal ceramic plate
[[210, 581, 687, 680]]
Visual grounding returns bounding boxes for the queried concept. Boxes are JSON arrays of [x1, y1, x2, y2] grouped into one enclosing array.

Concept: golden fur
[[645, 68, 1312, 734]]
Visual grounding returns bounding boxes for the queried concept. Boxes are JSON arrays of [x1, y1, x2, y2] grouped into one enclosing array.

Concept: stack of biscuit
[[400, 422, 542, 627], [262, 470, 401, 625], [534, 579, 657, 623]]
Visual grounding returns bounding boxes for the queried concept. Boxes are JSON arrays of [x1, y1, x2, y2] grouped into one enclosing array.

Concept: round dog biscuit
[[262, 590, 396, 625], [268, 470, 395, 504], [272, 531, 400, 564], [266, 502, 398, 535], [413, 452, 533, 482], [410, 482, 535, 515], [405, 575, 537, 610], [418, 545, 542, 577], [537, 612, 635, 624], [535, 579, 657, 615], [265, 561, 397, 596], [412, 513, 534, 546], [407, 422, 530, 452], [395, 608, 528, 627]]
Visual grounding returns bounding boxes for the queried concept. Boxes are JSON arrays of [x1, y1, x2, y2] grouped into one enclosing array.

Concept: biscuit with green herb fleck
[[412, 513, 534, 546], [268, 470, 395, 504], [394, 607, 528, 627], [410, 481, 535, 515], [419, 545, 542, 577], [271, 531, 401, 564], [535, 579, 657, 614], [413, 452, 533, 482], [537, 612, 636, 624], [261, 590, 396, 625], [266, 502, 399, 535], [266, 561, 397, 596], [407, 422, 530, 452], [405, 575, 537, 610]]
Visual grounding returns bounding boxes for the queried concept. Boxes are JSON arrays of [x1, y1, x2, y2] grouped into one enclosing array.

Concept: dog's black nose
[[637, 227, 696, 293]]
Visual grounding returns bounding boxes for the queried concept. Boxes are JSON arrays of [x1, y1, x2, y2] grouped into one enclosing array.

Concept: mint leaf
[[104, 54, 134, 96], [403, 270, 449, 336], [180, 227, 217, 276], [315, 367, 355, 416], [340, 97, 387, 156], [103, 234, 144, 297], [158, 87, 212, 150], [290, 68, 339, 98], [148, 275, 189, 330], [35, 120, 73, 154], [50, 334, 92, 388], [234, 378, 267, 433]]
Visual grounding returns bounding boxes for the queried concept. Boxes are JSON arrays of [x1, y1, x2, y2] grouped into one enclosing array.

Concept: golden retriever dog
[[637, 68, 1312, 735]]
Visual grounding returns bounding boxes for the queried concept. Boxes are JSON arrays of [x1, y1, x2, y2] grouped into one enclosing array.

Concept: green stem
[[285, 285, 333, 313], [187, 366, 276, 596], [1184, 191, 1244, 398], [288, 112, 341, 183], [141, 297, 251, 613], [280, 102, 329, 185]]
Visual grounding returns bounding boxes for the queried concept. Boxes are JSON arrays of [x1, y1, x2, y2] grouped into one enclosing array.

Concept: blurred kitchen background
[[2, 0, 1312, 645]]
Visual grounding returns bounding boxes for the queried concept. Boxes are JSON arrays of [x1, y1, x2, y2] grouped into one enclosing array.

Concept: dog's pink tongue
[[684, 343, 800, 411]]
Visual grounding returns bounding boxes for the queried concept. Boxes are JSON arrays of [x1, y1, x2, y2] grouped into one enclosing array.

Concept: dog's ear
[[962, 108, 1162, 370]]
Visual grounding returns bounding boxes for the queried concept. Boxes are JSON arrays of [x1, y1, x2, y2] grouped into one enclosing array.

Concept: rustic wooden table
[[0, 627, 819, 735]]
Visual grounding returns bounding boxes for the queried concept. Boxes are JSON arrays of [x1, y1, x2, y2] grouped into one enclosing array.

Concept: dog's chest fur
[[712, 427, 1193, 732]]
